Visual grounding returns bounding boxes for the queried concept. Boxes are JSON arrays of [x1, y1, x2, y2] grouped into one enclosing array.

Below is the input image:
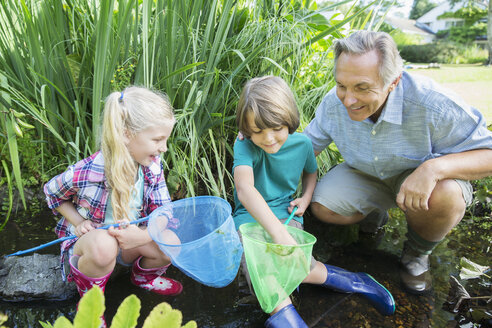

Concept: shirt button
[[374, 156, 378, 161], [371, 130, 376, 135]]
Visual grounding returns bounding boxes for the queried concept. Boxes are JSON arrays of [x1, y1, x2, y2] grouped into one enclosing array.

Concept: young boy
[[233, 76, 395, 327]]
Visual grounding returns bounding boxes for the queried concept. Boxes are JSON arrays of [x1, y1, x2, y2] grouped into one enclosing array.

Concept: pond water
[[0, 207, 490, 327]]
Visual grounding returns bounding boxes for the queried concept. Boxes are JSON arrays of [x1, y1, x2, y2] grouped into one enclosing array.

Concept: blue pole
[[5, 216, 151, 257]]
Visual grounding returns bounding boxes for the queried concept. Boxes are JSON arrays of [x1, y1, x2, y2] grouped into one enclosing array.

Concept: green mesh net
[[239, 222, 317, 313]]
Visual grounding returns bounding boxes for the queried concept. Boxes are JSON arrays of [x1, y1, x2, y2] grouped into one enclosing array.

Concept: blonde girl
[[44, 86, 182, 307]]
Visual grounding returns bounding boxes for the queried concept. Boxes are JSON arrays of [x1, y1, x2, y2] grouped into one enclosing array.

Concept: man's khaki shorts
[[312, 162, 473, 217]]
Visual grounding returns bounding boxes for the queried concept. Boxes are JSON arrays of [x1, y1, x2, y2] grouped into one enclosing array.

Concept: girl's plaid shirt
[[44, 151, 172, 277]]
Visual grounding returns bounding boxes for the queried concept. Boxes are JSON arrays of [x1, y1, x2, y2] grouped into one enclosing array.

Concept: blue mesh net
[[148, 196, 243, 287]]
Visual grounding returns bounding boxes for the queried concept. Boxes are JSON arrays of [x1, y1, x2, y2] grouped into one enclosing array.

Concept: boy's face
[[246, 112, 289, 154]]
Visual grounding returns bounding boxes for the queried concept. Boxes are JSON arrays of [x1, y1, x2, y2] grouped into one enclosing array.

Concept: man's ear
[[388, 74, 402, 92], [393, 74, 402, 88]]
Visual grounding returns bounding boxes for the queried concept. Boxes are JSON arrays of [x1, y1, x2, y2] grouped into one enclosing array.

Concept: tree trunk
[[488, 0, 492, 65]]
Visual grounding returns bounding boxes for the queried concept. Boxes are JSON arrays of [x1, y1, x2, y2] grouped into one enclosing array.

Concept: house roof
[[385, 16, 434, 36]]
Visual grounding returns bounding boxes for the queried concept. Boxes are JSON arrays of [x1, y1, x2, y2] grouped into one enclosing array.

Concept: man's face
[[335, 50, 392, 122]]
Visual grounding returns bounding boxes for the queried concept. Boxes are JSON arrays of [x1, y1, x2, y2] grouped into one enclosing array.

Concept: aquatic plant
[[39, 286, 196, 328]]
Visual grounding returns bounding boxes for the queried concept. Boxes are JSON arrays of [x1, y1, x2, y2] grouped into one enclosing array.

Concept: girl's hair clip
[[119, 91, 124, 102]]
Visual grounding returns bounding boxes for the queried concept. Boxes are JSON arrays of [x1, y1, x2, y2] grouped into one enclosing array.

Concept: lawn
[[406, 64, 492, 124]]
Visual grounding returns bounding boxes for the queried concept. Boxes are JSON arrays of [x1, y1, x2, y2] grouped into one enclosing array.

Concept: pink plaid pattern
[[44, 151, 173, 280]]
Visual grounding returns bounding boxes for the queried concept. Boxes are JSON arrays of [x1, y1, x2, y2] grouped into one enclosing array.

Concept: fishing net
[[239, 222, 316, 313], [148, 196, 243, 288]]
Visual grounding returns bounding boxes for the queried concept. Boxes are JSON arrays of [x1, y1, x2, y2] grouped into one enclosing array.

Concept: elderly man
[[305, 30, 492, 294]]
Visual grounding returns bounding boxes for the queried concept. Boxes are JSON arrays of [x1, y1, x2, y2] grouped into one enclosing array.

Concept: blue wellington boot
[[265, 304, 308, 328], [322, 264, 395, 316]]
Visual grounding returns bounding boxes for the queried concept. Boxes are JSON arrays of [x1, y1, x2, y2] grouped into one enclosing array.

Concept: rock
[[0, 253, 77, 302]]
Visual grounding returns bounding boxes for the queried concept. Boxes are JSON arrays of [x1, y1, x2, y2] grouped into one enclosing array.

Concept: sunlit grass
[[408, 64, 492, 83], [409, 65, 492, 123]]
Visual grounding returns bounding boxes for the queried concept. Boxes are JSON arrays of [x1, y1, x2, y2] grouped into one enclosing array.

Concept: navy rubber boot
[[264, 304, 308, 328], [322, 264, 395, 316]]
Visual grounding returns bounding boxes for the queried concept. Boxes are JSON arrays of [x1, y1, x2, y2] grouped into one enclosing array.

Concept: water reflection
[[0, 208, 490, 327]]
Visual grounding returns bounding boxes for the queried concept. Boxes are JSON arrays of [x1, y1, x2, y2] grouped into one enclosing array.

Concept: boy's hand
[[288, 197, 310, 216], [271, 225, 298, 246]]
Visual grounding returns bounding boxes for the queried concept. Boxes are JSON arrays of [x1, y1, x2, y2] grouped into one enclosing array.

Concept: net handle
[[5, 208, 162, 257], [283, 206, 298, 225]]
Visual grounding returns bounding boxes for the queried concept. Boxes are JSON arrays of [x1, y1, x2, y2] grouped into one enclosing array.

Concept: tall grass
[[0, 0, 379, 216]]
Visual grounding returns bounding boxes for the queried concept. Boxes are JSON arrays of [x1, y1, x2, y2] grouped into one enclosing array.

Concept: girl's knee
[[79, 232, 119, 265]]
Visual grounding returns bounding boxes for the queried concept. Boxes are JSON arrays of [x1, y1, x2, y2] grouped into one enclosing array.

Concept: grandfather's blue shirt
[[304, 71, 492, 179]]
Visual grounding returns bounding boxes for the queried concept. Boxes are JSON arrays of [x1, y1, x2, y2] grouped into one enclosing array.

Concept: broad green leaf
[[109, 294, 141, 328], [182, 321, 198, 328], [142, 303, 189, 328], [459, 257, 490, 280], [39, 321, 54, 328], [74, 286, 105, 328], [52, 316, 74, 328]]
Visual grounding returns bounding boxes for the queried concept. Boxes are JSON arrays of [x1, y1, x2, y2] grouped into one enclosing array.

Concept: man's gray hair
[[333, 30, 403, 88]]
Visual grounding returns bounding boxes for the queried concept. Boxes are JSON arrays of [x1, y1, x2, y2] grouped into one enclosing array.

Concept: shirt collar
[[86, 151, 161, 183], [378, 79, 403, 125], [86, 151, 106, 183], [147, 159, 161, 177]]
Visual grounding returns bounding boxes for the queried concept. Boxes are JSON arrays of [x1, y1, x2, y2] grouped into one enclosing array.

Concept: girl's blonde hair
[[236, 76, 300, 138], [101, 86, 175, 221]]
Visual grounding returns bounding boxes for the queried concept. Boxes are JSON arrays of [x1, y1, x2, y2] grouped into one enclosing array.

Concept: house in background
[[415, 1, 465, 34], [386, 1, 486, 44], [385, 16, 435, 43]]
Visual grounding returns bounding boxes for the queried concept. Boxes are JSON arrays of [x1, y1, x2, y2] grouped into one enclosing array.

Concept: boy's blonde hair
[[236, 76, 299, 138], [101, 86, 175, 222]]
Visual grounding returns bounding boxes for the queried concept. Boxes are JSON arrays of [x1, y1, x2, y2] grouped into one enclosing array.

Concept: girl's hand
[[108, 224, 151, 249], [74, 220, 100, 237], [288, 197, 310, 217]]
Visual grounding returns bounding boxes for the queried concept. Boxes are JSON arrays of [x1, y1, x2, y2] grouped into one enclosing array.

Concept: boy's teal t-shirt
[[232, 132, 317, 229]]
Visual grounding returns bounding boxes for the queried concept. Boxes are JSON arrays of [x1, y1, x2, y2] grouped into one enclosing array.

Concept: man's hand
[[396, 162, 439, 212]]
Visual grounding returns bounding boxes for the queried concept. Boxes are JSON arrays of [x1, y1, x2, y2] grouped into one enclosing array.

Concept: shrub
[[399, 41, 487, 64], [399, 42, 460, 63]]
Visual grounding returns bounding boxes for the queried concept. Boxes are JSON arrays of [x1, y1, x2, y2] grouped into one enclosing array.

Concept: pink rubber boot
[[69, 255, 112, 328], [69, 255, 112, 297], [130, 256, 183, 296]]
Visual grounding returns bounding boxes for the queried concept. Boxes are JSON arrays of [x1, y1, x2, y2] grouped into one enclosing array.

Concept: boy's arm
[[234, 165, 297, 245], [289, 170, 317, 216]]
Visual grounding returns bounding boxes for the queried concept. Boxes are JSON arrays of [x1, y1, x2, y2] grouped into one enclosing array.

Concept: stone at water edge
[[0, 253, 77, 302]]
